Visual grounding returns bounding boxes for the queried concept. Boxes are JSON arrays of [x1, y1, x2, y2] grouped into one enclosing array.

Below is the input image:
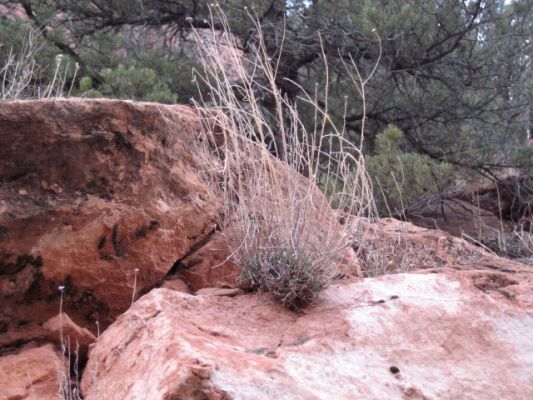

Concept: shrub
[[82, 64, 177, 103], [242, 248, 326, 308], [366, 124, 454, 216]]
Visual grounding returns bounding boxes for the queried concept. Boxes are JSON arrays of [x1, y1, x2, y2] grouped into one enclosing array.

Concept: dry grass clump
[[357, 235, 422, 277], [191, 7, 377, 308], [243, 249, 325, 308], [353, 226, 435, 277], [1, 28, 77, 100], [475, 226, 533, 263]]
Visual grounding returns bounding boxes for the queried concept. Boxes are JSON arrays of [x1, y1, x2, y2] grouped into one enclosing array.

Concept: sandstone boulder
[[0, 99, 219, 328], [460, 174, 533, 224], [0, 344, 65, 400], [0, 312, 95, 361], [407, 198, 509, 238], [361, 218, 533, 281], [81, 270, 533, 399], [43, 312, 96, 359], [0, 98, 359, 336], [175, 232, 240, 291]]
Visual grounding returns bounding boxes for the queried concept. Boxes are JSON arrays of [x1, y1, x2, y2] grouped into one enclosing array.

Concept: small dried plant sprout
[[57, 285, 83, 400], [58, 285, 66, 353], [131, 267, 140, 306], [191, 6, 378, 308]]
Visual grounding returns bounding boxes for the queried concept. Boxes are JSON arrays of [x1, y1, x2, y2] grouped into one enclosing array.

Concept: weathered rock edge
[[81, 272, 533, 400], [0, 99, 218, 329]]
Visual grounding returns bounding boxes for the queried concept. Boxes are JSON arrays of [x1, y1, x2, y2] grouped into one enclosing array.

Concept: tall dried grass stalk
[[1, 28, 78, 100], [190, 6, 378, 307]]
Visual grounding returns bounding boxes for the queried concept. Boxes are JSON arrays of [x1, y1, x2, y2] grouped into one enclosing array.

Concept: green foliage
[[509, 147, 533, 169], [82, 64, 177, 103], [2, 0, 532, 180], [242, 248, 326, 309], [366, 125, 454, 215], [0, 20, 29, 57], [0, 21, 79, 98], [78, 76, 93, 93]]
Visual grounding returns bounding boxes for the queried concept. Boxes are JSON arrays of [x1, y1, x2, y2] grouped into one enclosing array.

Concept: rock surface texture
[[407, 198, 510, 238], [405, 175, 533, 243], [0, 99, 219, 329], [42, 312, 96, 359], [0, 344, 64, 400], [171, 232, 240, 291], [81, 269, 533, 400], [2, 99, 532, 400]]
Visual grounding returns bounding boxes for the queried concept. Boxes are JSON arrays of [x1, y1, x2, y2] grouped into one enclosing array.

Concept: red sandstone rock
[[365, 218, 533, 273], [11, 98, 530, 399], [177, 233, 240, 291], [81, 268, 533, 399], [0, 312, 95, 361], [0, 344, 65, 400], [0, 99, 358, 339], [0, 99, 219, 328], [196, 287, 242, 297], [43, 312, 96, 359], [161, 276, 191, 293], [407, 198, 510, 238]]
